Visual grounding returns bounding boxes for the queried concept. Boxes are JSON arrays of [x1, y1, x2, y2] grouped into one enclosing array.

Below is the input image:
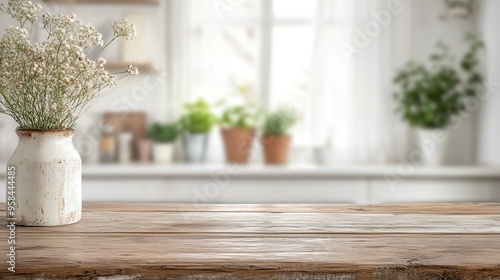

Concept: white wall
[[477, 0, 500, 165], [61, 3, 170, 124], [409, 0, 480, 165], [0, 12, 25, 161]]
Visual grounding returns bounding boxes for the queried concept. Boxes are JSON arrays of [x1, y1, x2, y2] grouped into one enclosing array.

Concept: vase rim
[[16, 127, 75, 137]]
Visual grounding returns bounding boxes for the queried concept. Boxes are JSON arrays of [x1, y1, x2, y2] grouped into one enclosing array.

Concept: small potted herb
[[180, 99, 217, 163], [393, 35, 483, 165], [261, 108, 297, 165], [148, 122, 179, 163], [219, 104, 260, 164]]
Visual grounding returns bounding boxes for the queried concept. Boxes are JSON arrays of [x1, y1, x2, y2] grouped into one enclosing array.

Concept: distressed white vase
[[7, 128, 82, 226]]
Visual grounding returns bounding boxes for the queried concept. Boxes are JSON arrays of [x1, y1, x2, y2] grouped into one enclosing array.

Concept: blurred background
[[0, 0, 499, 203]]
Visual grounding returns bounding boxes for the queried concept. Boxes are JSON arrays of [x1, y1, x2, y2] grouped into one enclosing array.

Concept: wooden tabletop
[[2, 203, 500, 279]]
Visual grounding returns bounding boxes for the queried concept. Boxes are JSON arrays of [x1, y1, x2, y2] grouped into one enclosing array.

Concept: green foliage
[[219, 104, 261, 130], [148, 122, 179, 143], [262, 108, 297, 137], [393, 35, 484, 129], [180, 99, 217, 134]]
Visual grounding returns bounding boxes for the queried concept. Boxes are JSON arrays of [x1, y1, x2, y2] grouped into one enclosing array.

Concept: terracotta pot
[[261, 135, 291, 165], [7, 128, 82, 226], [221, 128, 255, 164], [137, 139, 152, 163]]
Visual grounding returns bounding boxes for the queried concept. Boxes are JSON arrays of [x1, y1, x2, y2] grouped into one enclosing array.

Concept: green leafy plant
[[393, 35, 484, 129], [262, 108, 297, 137], [219, 104, 261, 130], [148, 122, 179, 143], [180, 99, 217, 134]]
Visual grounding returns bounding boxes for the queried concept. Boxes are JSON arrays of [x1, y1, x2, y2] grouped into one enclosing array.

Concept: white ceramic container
[[7, 128, 82, 226], [153, 142, 174, 163]]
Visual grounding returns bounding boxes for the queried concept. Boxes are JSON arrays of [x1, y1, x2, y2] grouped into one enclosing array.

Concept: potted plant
[[261, 108, 297, 165], [180, 99, 216, 163], [219, 105, 260, 164], [393, 35, 483, 165], [0, 0, 137, 226], [149, 122, 179, 163]]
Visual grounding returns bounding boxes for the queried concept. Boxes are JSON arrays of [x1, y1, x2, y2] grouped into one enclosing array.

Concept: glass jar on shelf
[[100, 122, 117, 163]]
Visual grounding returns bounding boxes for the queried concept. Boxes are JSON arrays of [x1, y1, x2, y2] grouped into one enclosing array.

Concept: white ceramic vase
[[416, 128, 448, 166], [7, 129, 82, 226], [153, 142, 174, 163]]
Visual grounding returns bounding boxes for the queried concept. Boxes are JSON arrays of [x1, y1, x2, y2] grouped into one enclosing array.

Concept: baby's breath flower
[[43, 14, 103, 49], [97, 57, 107, 68], [126, 65, 139, 76], [0, 1, 137, 130], [112, 19, 136, 41], [1, 0, 42, 24]]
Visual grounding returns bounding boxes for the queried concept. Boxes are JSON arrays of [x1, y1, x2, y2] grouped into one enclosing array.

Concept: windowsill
[[1, 163, 498, 179]]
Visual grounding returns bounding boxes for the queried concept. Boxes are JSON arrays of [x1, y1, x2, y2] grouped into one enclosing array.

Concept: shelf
[[1, 164, 497, 180], [42, 0, 159, 5], [1, 162, 498, 179], [105, 62, 156, 74], [77, 164, 500, 179]]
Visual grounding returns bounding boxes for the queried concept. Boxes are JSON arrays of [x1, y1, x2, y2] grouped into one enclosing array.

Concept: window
[[169, 0, 411, 163], [173, 0, 320, 147]]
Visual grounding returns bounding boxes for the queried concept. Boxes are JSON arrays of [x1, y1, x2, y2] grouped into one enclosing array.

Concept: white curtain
[[310, 0, 412, 164], [169, 0, 238, 163], [169, 0, 213, 117]]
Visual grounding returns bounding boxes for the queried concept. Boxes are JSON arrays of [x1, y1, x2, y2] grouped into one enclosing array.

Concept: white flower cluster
[[126, 65, 139, 76], [0, 0, 42, 24], [42, 13, 104, 49], [112, 18, 137, 41], [0, 0, 138, 130]]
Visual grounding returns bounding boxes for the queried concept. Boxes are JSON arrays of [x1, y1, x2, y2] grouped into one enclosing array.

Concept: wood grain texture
[[1, 203, 500, 279], [80, 202, 500, 214], [12, 212, 500, 234]]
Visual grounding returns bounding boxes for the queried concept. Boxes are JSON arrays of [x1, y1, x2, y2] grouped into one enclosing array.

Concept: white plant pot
[[153, 143, 174, 163], [416, 128, 448, 166], [182, 133, 208, 163], [314, 147, 338, 166], [6, 129, 82, 226]]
